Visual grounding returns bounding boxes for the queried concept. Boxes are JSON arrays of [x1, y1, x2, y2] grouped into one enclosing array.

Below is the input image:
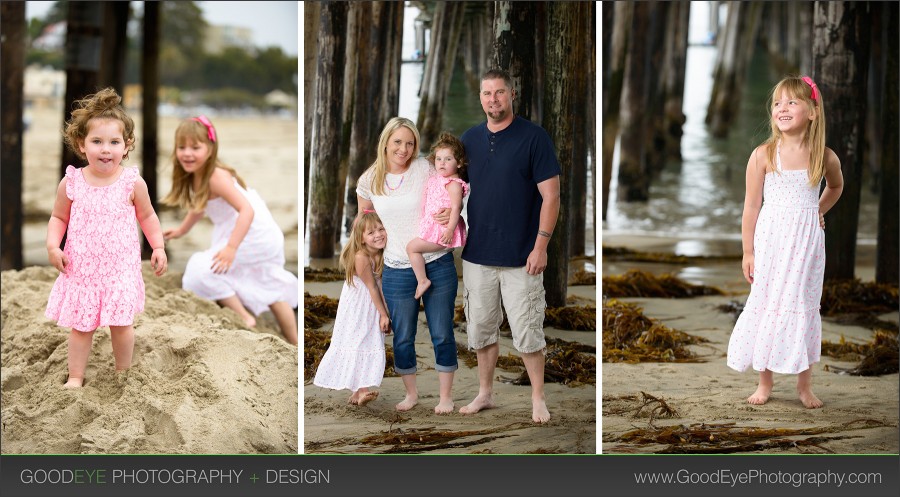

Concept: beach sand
[[303, 266, 597, 454], [2, 100, 300, 454], [601, 234, 900, 454], [1, 265, 298, 454]]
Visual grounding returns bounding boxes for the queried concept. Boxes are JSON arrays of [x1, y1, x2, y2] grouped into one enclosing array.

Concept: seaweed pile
[[822, 330, 899, 376], [304, 292, 339, 328], [616, 419, 889, 454], [569, 269, 596, 286], [602, 245, 741, 264], [602, 299, 707, 363], [460, 336, 596, 387], [603, 269, 724, 298], [303, 267, 345, 282], [303, 327, 331, 381], [603, 392, 678, 423], [454, 304, 596, 331], [821, 279, 899, 316]]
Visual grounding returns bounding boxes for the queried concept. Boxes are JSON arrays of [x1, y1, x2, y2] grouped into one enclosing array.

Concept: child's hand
[[163, 227, 182, 241], [432, 208, 451, 226], [212, 245, 237, 273], [741, 253, 754, 284], [151, 248, 168, 277], [48, 247, 69, 274], [379, 314, 390, 333], [440, 228, 453, 245]]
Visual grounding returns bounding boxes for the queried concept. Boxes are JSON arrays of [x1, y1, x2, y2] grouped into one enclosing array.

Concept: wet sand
[[601, 233, 899, 454], [303, 264, 597, 454]]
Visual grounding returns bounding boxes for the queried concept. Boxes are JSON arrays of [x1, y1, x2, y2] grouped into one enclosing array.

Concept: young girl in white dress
[[314, 211, 391, 406], [726, 76, 843, 408], [162, 116, 298, 344]]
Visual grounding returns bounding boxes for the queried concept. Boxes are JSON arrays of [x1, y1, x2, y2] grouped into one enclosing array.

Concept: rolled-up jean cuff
[[435, 362, 458, 373], [394, 366, 417, 376]]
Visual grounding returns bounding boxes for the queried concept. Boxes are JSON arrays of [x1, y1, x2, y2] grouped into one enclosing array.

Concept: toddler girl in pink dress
[[45, 87, 168, 388], [406, 132, 470, 299]]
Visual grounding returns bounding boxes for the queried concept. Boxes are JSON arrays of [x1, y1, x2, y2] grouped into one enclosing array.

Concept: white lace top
[[356, 157, 450, 268]]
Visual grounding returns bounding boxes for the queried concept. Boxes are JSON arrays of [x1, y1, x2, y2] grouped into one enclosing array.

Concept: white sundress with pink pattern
[[46, 166, 145, 331], [727, 144, 825, 374], [313, 272, 386, 392]]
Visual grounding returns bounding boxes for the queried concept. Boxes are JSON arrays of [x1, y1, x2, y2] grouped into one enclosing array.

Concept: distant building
[[24, 64, 65, 107], [32, 21, 66, 51], [204, 25, 255, 55]]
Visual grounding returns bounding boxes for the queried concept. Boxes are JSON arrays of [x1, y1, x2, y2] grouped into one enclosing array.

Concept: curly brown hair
[[426, 132, 468, 182], [63, 87, 136, 162]]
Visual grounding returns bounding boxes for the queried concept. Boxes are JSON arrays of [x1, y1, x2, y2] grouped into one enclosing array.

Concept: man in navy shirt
[[456, 69, 561, 423]]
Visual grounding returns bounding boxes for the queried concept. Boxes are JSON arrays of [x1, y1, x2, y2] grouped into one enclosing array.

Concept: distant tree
[[159, 1, 207, 88]]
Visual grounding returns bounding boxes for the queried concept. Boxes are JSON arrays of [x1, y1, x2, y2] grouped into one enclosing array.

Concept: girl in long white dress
[[314, 211, 391, 406], [726, 76, 843, 409]]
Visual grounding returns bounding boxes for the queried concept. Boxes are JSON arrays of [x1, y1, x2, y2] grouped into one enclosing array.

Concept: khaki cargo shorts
[[462, 261, 547, 354]]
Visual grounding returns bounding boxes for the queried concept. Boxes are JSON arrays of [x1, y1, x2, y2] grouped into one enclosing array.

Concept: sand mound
[[1, 264, 298, 454]]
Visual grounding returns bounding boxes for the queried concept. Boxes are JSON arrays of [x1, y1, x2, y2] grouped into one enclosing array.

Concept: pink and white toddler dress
[[46, 166, 145, 331], [727, 144, 825, 374], [417, 173, 470, 247]]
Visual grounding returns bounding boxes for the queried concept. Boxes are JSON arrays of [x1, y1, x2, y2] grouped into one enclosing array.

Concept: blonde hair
[[63, 87, 136, 161], [339, 211, 385, 286], [161, 117, 247, 211], [365, 117, 420, 196], [763, 76, 827, 186]]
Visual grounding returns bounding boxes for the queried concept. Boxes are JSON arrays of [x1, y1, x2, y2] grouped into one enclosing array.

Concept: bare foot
[[243, 315, 257, 328], [532, 398, 551, 423], [63, 377, 84, 389], [358, 390, 379, 406], [747, 383, 772, 405], [434, 399, 454, 414], [798, 388, 823, 409], [396, 394, 418, 411], [459, 393, 495, 415], [348, 392, 360, 405], [414, 279, 431, 300]]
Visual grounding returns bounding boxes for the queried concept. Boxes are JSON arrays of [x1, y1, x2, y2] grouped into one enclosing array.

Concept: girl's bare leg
[[65, 329, 95, 388], [218, 295, 256, 328], [797, 368, 823, 408], [406, 238, 448, 299], [109, 325, 135, 371], [748, 369, 773, 405], [269, 301, 298, 345]]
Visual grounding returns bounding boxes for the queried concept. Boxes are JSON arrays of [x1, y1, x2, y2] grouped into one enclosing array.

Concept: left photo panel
[[1, 1, 299, 454]]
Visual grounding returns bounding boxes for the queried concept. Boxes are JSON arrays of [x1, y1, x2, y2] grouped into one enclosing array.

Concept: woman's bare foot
[[459, 393, 495, 415], [63, 377, 84, 389], [434, 399, 454, 414], [747, 383, 772, 405], [532, 398, 551, 423], [396, 394, 418, 411], [798, 388, 823, 409], [414, 279, 431, 300], [358, 390, 379, 406]]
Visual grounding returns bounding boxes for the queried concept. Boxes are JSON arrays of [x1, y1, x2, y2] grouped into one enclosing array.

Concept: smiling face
[[79, 118, 127, 174], [361, 221, 387, 252], [480, 77, 514, 124], [433, 147, 460, 177], [385, 126, 416, 170], [771, 90, 816, 135], [175, 138, 212, 175]]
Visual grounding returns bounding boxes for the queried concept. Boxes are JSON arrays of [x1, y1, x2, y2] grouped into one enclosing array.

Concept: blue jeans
[[382, 252, 459, 374]]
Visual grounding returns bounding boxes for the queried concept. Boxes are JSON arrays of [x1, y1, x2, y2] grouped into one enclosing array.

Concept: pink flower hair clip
[[192, 115, 217, 143]]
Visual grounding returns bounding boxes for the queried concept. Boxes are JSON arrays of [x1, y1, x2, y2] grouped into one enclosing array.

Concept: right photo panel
[[601, 1, 899, 454]]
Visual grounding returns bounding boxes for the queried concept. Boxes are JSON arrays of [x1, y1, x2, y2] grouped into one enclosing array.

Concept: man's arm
[[525, 175, 560, 275]]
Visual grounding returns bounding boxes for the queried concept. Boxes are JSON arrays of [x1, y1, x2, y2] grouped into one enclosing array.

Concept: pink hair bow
[[363, 209, 376, 214], [192, 115, 217, 143], [801, 76, 819, 103]]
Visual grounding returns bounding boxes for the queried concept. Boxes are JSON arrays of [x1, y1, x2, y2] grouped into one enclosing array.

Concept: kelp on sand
[[603, 269, 724, 298], [602, 299, 708, 363]]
